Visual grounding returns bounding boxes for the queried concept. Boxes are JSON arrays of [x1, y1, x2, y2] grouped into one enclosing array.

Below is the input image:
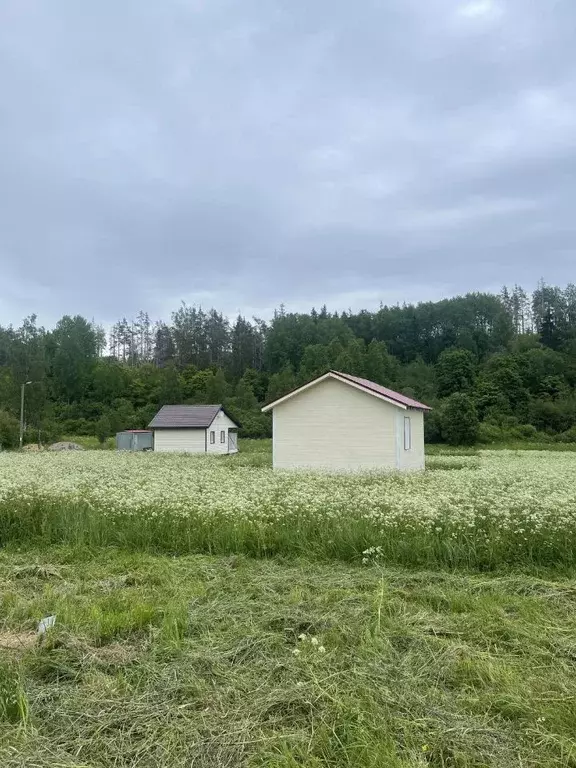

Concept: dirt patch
[[88, 642, 140, 667], [13, 564, 64, 580], [0, 631, 38, 651]]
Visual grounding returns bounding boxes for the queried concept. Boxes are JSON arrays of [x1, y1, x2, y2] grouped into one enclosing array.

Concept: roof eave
[[261, 372, 333, 412]]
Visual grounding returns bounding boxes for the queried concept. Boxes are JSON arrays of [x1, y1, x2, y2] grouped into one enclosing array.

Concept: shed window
[[220, 430, 226, 443], [404, 417, 411, 450], [210, 431, 215, 444]]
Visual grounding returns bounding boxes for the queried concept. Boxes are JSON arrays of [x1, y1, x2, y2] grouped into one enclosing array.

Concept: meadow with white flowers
[[2, 446, 576, 567], [3, 447, 576, 767]]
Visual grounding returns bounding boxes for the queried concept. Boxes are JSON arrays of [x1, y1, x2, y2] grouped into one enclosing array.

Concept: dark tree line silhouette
[[1, 281, 575, 446]]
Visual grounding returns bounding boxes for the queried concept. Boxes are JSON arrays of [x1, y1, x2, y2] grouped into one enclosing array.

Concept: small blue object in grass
[[37, 615, 56, 634]]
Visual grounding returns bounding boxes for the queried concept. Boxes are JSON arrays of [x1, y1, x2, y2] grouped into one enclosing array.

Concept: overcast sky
[[0, 0, 575, 328]]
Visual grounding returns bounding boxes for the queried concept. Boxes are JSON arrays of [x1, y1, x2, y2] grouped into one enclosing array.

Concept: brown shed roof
[[332, 371, 432, 411], [148, 405, 228, 429]]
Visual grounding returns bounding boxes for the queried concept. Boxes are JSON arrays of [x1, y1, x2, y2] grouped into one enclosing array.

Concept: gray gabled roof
[[149, 405, 224, 429]]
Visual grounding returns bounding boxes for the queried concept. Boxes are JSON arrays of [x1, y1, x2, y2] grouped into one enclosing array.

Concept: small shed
[[116, 430, 154, 452], [262, 370, 431, 472], [148, 405, 239, 454]]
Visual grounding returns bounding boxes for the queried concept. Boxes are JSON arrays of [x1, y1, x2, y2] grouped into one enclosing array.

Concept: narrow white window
[[404, 416, 411, 450], [210, 431, 215, 444], [220, 430, 226, 443]]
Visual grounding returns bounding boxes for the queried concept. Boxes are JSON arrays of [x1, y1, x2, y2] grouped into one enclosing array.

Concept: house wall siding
[[207, 410, 238, 455], [271, 377, 399, 471], [153, 429, 206, 453], [396, 409, 425, 471]]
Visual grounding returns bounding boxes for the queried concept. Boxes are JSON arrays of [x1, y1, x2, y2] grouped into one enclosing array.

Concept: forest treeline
[[1, 281, 576, 447]]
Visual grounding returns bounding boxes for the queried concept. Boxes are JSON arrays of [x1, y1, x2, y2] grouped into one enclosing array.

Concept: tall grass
[[0, 663, 29, 726], [2, 446, 576, 570], [2, 493, 576, 570]]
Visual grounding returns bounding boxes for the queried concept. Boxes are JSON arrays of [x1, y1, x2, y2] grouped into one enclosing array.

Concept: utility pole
[[19, 381, 32, 449]]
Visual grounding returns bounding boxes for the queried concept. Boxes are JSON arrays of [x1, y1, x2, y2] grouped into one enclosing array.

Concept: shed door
[[228, 431, 238, 452]]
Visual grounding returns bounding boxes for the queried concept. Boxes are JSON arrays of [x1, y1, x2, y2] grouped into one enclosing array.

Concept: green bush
[[424, 409, 443, 444], [57, 417, 94, 436], [477, 422, 504, 444], [95, 414, 112, 444], [477, 422, 543, 445], [228, 409, 271, 439], [556, 426, 576, 443], [440, 393, 479, 446], [512, 424, 539, 441], [0, 410, 19, 450]]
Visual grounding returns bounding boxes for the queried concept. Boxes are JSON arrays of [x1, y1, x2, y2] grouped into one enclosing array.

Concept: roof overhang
[[207, 407, 241, 430]]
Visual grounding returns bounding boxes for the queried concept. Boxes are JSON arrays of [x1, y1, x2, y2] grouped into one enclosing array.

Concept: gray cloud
[[0, 0, 575, 326]]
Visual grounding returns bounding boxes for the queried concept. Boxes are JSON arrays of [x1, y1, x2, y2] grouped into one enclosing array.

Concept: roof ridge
[[159, 403, 222, 408]]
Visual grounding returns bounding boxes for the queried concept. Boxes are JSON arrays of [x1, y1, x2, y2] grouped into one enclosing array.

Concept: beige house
[[262, 371, 431, 472], [148, 405, 239, 454]]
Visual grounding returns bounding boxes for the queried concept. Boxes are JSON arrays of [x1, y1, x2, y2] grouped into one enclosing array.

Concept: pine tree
[[206, 309, 230, 366], [136, 311, 153, 362], [231, 315, 256, 378], [153, 323, 176, 367]]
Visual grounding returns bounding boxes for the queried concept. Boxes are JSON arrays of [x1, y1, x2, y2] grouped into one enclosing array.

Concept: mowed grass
[[2, 547, 576, 767], [3, 444, 576, 766]]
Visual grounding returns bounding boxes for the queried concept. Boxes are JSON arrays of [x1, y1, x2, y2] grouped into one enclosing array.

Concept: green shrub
[[477, 422, 504, 444], [556, 426, 576, 443], [478, 422, 542, 445], [512, 424, 539, 441], [0, 410, 19, 450], [424, 409, 443, 444], [440, 394, 479, 446], [95, 414, 112, 444], [234, 410, 272, 439]]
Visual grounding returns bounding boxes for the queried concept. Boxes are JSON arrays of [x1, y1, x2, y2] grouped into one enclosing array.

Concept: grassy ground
[[2, 547, 576, 767], [3, 445, 576, 569], [46, 436, 576, 455], [3, 442, 576, 763]]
